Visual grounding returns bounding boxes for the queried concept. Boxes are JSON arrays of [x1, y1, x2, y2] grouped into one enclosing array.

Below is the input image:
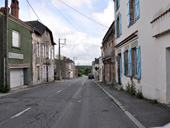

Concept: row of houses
[[95, 0, 170, 104], [0, 0, 75, 91], [55, 55, 75, 80]]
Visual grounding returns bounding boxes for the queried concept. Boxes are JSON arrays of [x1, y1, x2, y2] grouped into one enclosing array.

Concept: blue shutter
[[119, 13, 122, 35], [122, 52, 125, 75], [115, 20, 117, 38], [120, 58, 122, 84], [127, 0, 130, 27], [135, 0, 140, 20], [128, 48, 132, 77], [118, 0, 120, 8], [136, 46, 141, 79], [115, 0, 117, 12]]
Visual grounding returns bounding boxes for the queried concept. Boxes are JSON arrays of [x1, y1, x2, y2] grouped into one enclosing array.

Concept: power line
[[26, 0, 41, 22], [48, 0, 80, 32], [58, 0, 109, 28], [49, 0, 102, 48]]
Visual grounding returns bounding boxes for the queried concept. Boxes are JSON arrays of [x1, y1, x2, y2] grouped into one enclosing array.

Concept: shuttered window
[[122, 52, 125, 75], [127, 0, 140, 27], [119, 58, 122, 84], [127, 0, 130, 27], [135, 0, 140, 20], [119, 13, 122, 35], [128, 48, 132, 77], [115, 20, 117, 38], [136, 45, 141, 79]]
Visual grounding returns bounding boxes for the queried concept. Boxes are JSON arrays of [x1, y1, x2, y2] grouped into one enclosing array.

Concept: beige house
[[26, 21, 56, 85], [114, 0, 170, 104]]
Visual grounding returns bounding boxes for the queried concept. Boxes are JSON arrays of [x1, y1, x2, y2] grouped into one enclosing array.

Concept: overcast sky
[[0, 0, 115, 65]]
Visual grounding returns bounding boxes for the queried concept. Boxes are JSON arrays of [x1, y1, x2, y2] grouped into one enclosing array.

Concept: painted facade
[[114, 0, 170, 104], [0, 10, 33, 90]]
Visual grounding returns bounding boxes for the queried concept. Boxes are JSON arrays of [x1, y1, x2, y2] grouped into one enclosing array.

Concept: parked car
[[88, 73, 94, 79]]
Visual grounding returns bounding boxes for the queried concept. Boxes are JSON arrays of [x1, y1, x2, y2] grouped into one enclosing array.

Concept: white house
[[114, 0, 170, 104]]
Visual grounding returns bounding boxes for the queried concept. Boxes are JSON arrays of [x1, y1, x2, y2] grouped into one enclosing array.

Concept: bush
[[126, 82, 131, 93], [0, 83, 10, 93], [126, 81, 136, 95], [153, 99, 158, 104], [129, 82, 136, 95], [136, 89, 143, 99]]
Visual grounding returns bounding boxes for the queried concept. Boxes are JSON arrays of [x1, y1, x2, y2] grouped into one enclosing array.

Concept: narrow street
[[0, 77, 137, 128]]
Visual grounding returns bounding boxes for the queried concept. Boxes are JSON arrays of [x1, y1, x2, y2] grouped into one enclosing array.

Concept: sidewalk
[[94, 80, 170, 128]]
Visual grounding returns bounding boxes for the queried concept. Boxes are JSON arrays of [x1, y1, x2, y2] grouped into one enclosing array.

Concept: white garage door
[[10, 69, 24, 88]]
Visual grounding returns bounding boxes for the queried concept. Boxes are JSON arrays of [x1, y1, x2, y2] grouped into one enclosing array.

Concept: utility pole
[[58, 38, 61, 80], [58, 38, 66, 80], [4, 0, 8, 91]]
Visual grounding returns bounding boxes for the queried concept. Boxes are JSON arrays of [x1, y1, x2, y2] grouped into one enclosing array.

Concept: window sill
[[12, 46, 22, 50]]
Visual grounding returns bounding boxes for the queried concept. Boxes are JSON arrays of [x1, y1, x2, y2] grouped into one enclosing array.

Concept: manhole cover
[[26, 103, 38, 107]]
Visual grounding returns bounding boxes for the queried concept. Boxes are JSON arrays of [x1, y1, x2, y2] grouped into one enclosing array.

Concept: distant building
[[55, 56, 75, 79], [92, 58, 99, 79]]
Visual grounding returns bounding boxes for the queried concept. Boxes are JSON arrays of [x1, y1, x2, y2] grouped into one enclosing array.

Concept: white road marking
[[81, 79, 86, 86], [11, 107, 31, 119], [57, 90, 62, 93]]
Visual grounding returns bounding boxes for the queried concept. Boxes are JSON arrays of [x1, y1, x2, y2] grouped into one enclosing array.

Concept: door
[[117, 55, 122, 85], [10, 69, 24, 88]]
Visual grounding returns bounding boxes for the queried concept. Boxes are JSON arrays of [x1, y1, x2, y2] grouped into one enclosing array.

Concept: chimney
[[10, 0, 19, 18], [0, 7, 10, 14]]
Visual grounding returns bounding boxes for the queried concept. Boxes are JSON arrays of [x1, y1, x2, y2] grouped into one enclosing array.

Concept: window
[[36, 42, 40, 57], [49, 47, 51, 59], [37, 66, 40, 80], [124, 51, 128, 76], [132, 48, 137, 77], [12, 30, 20, 48], [43, 45, 46, 58], [127, 0, 140, 27], [52, 49, 54, 60], [115, 0, 120, 12], [115, 13, 122, 38]]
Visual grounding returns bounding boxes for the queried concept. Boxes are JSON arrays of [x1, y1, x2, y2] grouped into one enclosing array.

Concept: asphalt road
[[0, 77, 137, 128]]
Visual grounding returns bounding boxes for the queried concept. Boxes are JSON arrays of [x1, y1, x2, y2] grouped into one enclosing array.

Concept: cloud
[[92, 2, 115, 27], [18, 0, 114, 65]]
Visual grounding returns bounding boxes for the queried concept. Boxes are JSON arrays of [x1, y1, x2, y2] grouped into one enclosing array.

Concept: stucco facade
[[114, 0, 170, 104], [0, 12, 33, 90]]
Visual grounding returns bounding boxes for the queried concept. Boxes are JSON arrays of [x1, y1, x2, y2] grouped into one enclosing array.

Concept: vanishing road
[[0, 77, 137, 128]]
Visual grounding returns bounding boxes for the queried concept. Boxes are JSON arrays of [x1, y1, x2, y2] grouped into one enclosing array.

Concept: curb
[[93, 80, 145, 128], [0, 81, 57, 98]]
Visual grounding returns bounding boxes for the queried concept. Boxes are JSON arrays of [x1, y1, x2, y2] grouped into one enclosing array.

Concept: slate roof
[[25, 20, 56, 45], [66, 58, 74, 63]]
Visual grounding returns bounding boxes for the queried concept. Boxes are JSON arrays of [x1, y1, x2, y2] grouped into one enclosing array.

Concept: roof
[[66, 58, 74, 63], [25, 20, 55, 45]]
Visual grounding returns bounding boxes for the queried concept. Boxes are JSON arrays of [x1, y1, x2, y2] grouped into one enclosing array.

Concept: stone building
[[102, 21, 116, 84], [26, 21, 56, 85]]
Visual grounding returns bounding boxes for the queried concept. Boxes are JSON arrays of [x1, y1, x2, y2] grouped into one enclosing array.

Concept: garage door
[[10, 69, 24, 88]]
